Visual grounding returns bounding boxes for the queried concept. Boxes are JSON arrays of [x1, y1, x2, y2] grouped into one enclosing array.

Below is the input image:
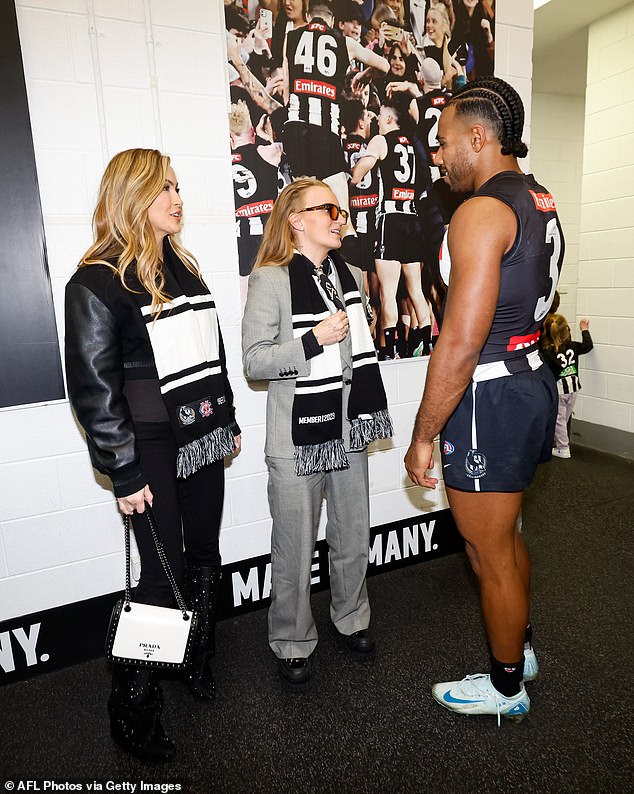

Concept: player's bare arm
[[350, 135, 386, 184], [404, 197, 517, 487], [346, 37, 390, 75], [281, 36, 290, 105], [409, 96, 420, 124], [386, 81, 422, 99], [227, 35, 282, 116]]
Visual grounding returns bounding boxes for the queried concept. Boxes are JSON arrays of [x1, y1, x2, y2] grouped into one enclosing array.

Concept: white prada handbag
[[105, 506, 198, 669]]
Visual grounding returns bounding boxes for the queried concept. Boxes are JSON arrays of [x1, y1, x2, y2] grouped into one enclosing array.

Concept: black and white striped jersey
[[231, 143, 279, 238], [377, 130, 418, 216], [543, 332, 593, 394], [345, 134, 379, 236], [414, 88, 450, 161], [286, 19, 349, 135]]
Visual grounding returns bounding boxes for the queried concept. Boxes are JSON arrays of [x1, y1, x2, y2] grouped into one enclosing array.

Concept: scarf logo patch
[[178, 405, 196, 426], [178, 396, 216, 426], [199, 400, 214, 418]]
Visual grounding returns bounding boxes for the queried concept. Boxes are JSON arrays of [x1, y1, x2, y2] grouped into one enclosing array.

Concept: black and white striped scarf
[[289, 252, 392, 476], [134, 242, 236, 478]]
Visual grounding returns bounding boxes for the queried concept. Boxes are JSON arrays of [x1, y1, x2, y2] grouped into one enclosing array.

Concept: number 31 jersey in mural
[[439, 170, 565, 366], [377, 129, 419, 216]]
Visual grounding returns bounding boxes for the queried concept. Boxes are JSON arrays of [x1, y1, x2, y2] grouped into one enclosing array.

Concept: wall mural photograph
[[225, 0, 495, 359]]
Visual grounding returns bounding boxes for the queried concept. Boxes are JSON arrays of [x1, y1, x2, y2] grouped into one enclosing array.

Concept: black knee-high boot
[[185, 564, 221, 701], [108, 666, 175, 761]]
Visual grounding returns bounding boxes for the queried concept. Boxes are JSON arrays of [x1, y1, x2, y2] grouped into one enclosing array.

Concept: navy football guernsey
[[440, 171, 565, 364]]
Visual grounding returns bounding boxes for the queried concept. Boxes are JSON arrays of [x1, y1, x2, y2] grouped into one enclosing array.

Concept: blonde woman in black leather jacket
[[65, 148, 240, 762]]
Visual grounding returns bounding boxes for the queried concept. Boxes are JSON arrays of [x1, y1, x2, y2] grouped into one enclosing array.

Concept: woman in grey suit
[[242, 178, 392, 688]]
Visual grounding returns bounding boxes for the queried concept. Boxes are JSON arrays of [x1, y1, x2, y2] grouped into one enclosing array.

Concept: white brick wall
[[0, 0, 533, 621], [575, 3, 634, 433], [530, 93, 586, 321]]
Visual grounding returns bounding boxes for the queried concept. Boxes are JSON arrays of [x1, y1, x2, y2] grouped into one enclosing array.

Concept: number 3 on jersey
[[294, 31, 337, 77], [534, 217, 563, 322]]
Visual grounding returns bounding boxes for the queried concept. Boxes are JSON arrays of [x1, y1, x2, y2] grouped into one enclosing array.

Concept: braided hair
[[448, 77, 528, 159]]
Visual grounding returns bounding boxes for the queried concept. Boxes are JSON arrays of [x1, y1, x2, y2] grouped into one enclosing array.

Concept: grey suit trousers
[[266, 451, 371, 659], [242, 263, 373, 659]]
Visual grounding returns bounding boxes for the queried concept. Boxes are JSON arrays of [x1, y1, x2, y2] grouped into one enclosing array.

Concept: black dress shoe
[[331, 625, 376, 661], [276, 657, 310, 689]]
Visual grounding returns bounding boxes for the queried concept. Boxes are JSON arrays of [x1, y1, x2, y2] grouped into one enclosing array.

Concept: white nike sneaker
[[432, 674, 530, 726], [523, 647, 539, 682]]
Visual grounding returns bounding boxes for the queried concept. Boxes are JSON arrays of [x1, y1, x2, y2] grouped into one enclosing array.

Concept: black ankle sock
[[421, 324, 431, 352], [490, 656, 523, 697], [396, 326, 408, 358], [383, 327, 397, 358], [524, 623, 533, 648], [406, 326, 424, 356]]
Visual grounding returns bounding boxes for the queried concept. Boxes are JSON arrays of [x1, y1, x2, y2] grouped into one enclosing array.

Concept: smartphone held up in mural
[[259, 8, 273, 41]]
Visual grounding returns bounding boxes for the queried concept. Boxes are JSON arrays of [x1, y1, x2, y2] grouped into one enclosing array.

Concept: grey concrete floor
[[1, 445, 632, 793]]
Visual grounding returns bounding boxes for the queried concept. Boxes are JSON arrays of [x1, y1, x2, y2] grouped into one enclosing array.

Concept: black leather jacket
[[65, 262, 237, 497]]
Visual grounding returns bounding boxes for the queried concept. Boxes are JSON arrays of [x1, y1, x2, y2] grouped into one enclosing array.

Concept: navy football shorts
[[440, 364, 557, 493]]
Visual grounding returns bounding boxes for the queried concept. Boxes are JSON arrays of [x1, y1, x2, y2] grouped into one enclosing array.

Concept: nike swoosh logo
[[442, 691, 483, 704], [443, 464, 452, 469]]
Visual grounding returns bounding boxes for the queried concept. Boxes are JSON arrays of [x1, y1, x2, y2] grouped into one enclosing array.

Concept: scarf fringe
[[294, 438, 350, 476], [177, 424, 236, 479], [349, 409, 394, 450]]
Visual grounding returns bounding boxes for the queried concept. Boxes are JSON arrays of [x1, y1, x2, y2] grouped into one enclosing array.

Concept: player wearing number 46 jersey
[[283, 0, 388, 218], [404, 77, 565, 723]]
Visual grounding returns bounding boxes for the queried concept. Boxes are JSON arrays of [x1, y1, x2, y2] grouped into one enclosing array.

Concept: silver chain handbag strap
[[123, 505, 191, 620]]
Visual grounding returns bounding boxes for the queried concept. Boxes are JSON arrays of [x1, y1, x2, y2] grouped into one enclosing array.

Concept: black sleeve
[[577, 330, 593, 355], [218, 326, 241, 437], [301, 330, 324, 360], [65, 282, 145, 498]]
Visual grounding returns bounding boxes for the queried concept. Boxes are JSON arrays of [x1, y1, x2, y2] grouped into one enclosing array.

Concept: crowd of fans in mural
[[226, 0, 495, 359]]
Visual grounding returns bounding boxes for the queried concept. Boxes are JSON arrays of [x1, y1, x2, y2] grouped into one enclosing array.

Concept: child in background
[[542, 314, 593, 459]]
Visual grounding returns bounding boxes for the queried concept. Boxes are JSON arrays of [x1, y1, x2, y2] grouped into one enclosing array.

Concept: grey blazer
[[242, 262, 364, 459]]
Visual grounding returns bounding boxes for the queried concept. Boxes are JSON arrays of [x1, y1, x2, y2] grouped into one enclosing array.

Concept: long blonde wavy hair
[[253, 177, 329, 269], [78, 148, 200, 313]]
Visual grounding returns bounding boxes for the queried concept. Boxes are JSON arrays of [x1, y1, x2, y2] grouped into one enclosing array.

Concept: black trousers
[[130, 422, 225, 606]]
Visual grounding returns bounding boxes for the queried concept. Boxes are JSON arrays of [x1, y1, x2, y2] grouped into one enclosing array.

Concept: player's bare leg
[[402, 262, 432, 356], [445, 487, 527, 663], [375, 258, 401, 358]]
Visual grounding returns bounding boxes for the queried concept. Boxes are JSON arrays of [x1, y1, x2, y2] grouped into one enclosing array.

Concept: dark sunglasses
[[298, 203, 349, 223]]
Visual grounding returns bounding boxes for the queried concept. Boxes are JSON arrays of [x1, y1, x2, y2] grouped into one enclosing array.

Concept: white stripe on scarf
[[145, 304, 220, 390]]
